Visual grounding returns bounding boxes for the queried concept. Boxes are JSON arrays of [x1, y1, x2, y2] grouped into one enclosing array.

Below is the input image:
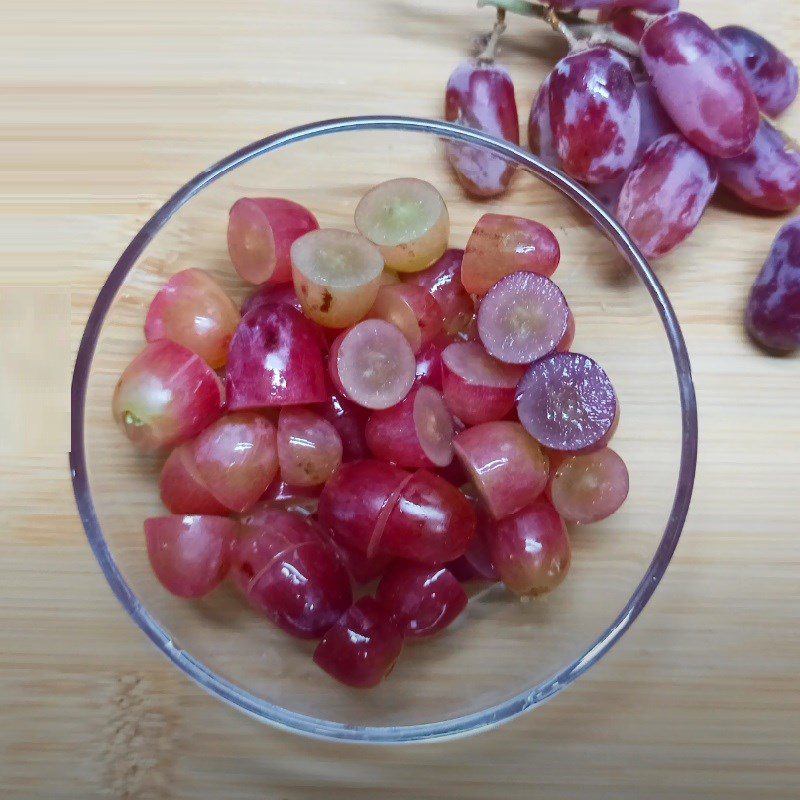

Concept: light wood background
[[2, 0, 799, 797]]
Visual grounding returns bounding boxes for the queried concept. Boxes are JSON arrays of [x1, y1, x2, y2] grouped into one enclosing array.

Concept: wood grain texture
[[1, 0, 799, 797]]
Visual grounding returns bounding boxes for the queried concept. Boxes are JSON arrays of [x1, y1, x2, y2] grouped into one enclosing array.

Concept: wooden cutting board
[[2, 0, 798, 797]]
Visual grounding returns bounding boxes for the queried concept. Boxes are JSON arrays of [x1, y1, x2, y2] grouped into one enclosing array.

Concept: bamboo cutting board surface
[[1, 0, 799, 797]]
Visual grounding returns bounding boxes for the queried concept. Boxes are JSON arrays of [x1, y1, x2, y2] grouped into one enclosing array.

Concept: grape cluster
[[445, 2, 800, 353]]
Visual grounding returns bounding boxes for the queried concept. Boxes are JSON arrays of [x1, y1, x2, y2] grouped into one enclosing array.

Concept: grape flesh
[[717, 25, 799, 118], [548, 47, 640, 184], [445, 60, 520, 198], [715, 119, 800, 212], [641, 12, 760, 159], [746, 219, 800, 353], [617, 133, 718, 259]]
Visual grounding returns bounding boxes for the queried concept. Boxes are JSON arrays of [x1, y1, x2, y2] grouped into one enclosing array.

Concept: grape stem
[[476, 0, 641, 58], [476, 8, 507, 63]]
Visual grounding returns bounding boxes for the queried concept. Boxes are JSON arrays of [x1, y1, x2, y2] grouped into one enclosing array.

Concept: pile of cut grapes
[[445, 1, 800, 354], [113, 179, 628, 688]]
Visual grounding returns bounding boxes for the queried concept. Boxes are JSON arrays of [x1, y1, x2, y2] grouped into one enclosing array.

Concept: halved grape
[[556, 309, 576, 353], [477, 272, 569, 365], [746, 218, 800, 353], [144, 515, 237, 598], [144, 269, 240, 369], [244, 481, 320, 519], [226, 304, 327, 410], [716, 119, 800, 212], [232, 511, 352, 639], [549, 47, 640, 184], [441, 341, 525, 425], [291, 229, 384, 328], [241, 282, 303, 317], [444, 60, 520, 198], [487, 499, 571, 597], [414, 333, 448, 390], [365, 385, 454, 469], [381, 470, 476, 563], [641, 12, 759, 158], [354, 178, 449, 273], [376, 564, 467, 638], [368, 283, 443, 354], [528, 74, 559, 169], [313, 597, 404, 688], [277, 407, 343, 487], [717, 25, 799, 118], [404, 249, 474, 336], [192, 411, 278, 513], [113, 340, 224, 452], [316, 388, 370, 461], [318, 529, 394, 585], [159, 443, 229, 516], [550, 447, 629, 524], [517, 352, 618, 453], [445, 485, 500, 583], [228, 198, 319, 285], [454, 421, 549, 520], [329, 320, 416, 410], [617, 133, 718, 259]]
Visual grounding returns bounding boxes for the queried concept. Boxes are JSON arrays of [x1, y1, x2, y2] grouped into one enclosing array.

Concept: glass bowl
[[70, 116, 697, 744]]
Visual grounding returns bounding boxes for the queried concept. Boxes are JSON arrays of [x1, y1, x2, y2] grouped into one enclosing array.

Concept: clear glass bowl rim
[[70, 115, 698, 745]]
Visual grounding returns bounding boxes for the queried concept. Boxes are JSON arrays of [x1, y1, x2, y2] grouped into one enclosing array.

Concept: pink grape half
[[277, 407, 343, 487], [550, 447, 630, 524], [454, 421, 549, 521], [477, 272, 569, 365], [365, 384, 455, 469], [159, 443, 229, 516], [112, 340, 224, 452], [226, 304, 327, 410], [414, 333, 448, 391], [316, 388, 370, 461], [517, 352, 618, 453], [240, 282, 303, 317], [441, 341, 525, 425], [461, 214, 561, 296], [227, 197, 318, 285], [144, 515, 237, 598], [446, 485, 500, 583], [368, 282, 444, 353], [329, 319, 416, 410]]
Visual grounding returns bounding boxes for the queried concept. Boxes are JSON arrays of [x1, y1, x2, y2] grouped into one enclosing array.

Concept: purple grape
[[516, 353, 618, 453], [641, 12, 760, 159], [617, 133, 718, 259], [717, 25, 799, 118], [549, 0, 677, 11], [548, 47, 640, 184], [528, 74, 559, 169], [746, 219, 800, 353], [716, 119, 800, 212]]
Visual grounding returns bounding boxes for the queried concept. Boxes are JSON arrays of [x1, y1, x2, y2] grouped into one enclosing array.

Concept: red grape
[[144, 515, 237, 598], [517, 353, 618, 453], [617, 133, 718, 259], [376, 564, 467, 638], [528, 74, 559, 169], [192, 411, 278, 513], [329, 320, 416, 410], [641, 12, 760, 159], [277, 407, 343, 487], [144, 269, 240, 369], [461, 214, 560, 296], [441, 341, 525, 425], [717, 25, 799, 118], [316, 388, 370, 461], [159, 443, 229, 516], [368, 283, 444, 353], [446, 486, 499, 583], [487, 499, 571, 598], [365, 385, 455, 469], [113, 340, 224, 452], [548, 47, 640, 184], [245, 481, 320, 519], [444, 60, 520, 198], [477, 272, 569, 365], [241, 282, 303, 317], [404, 249, 474, 336], [226, 304, 327, 410], [414, 333, 448, 391], [354, 178, 449, 273], [228, 198, 318, 285], [313, 597, 404, 688], [550, 447, 629, 524], [232, 511, 352, 639], [746, 218, 800, 353], [318, 531, 394, 585], [454, 421, 549, 520], [715, 119, 800, 212], [597, 8, 646, 44]]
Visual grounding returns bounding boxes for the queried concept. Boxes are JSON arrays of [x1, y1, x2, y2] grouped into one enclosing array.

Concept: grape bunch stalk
[[443, 1, 800, 354]]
